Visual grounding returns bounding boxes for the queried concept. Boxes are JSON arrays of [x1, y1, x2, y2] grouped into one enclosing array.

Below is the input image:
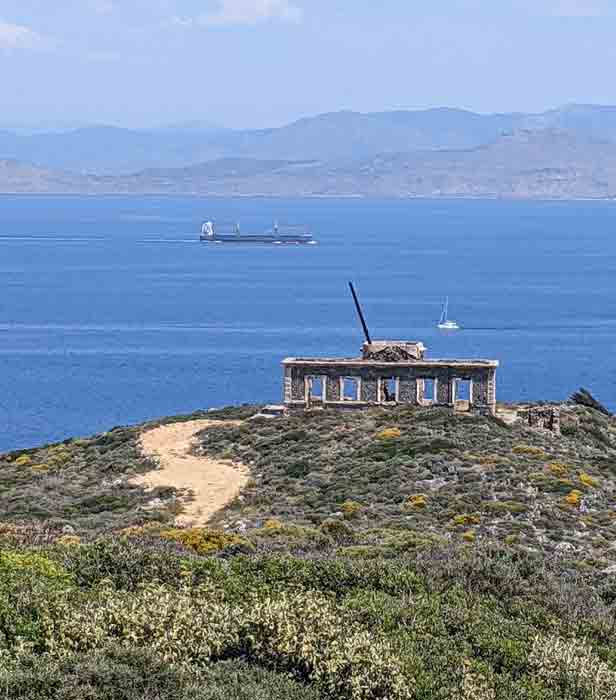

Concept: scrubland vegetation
[[202, 404, 616, 564], [2, 401, 616, 698]]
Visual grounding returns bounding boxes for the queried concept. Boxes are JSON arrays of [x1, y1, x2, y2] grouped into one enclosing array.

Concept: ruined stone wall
[[518, 406, 561, 434], [285, 363, 497, 414]]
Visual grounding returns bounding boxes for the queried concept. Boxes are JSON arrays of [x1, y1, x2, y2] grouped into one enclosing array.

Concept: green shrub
[[0, 551, 74, 651], [41, 583, 412, 700], [319, 519, 356, 544], [529, 633, 616, 699], [241, 591, 413, 699], [341, 501, 363, 520], [0, 648, 319, 700], [160, 528, 252, 556]]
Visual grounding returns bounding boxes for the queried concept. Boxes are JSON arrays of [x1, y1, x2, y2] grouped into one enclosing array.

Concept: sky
[[2, 0, 616, 129]]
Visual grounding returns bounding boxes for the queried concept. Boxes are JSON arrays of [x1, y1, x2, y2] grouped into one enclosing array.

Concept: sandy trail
[[134, 419, 247, 527]]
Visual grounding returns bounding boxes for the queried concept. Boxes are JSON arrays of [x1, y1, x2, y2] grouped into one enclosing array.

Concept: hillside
[[0, 159, 95, 194], [2, 401, 616, 558], [111, 129, 616, 199], [3, 103, 616, 175], [3, 401, 616, 699], [3, 130, 616, 199]]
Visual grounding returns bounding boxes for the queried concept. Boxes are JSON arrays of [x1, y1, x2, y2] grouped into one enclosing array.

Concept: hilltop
[[3, 401, 616, 699], [3, 401, 616, 562]]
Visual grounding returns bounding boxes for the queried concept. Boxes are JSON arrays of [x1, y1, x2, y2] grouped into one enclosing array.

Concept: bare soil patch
[[135, 420, 247, 526]]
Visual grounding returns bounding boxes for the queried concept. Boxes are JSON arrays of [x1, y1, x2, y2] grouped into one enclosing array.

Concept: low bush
[[2, 648, 318, 700], [160, 528, 252, 555], [319, 519, 356, 544], [579, 472, 599, 488], [376, 428, 401, 441], [3, 536, 616, 699], [404, 494, 427, 509], [341, 501, 363, 520]]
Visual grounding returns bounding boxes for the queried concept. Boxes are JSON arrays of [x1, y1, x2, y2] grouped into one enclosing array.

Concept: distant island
[[4, 104, 616, 199]]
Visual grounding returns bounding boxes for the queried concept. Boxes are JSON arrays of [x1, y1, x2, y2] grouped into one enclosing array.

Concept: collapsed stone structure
[[282, 340, 499, 415], [517, 406, 561, 435]]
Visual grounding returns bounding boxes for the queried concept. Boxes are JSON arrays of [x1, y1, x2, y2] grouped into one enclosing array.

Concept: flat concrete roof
[[283, 357, 499, 368]]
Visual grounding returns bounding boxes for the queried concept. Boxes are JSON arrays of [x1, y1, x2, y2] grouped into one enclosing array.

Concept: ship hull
[[200, 234, 316, 245]]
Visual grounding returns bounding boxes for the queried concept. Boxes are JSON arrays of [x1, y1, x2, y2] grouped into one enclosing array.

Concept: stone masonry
[[517, 406, 561, 434], [283, 340, 499, 416]]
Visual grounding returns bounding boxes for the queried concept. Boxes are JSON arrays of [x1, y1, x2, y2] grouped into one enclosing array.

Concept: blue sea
[[1, 195, 615, 452]]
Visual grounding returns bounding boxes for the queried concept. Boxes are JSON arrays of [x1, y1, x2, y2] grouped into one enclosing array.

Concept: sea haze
[[1, 195, 615, 451]]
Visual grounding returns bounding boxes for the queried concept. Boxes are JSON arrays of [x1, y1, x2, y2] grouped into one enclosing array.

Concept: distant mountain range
[[3, 104, 616, 198]]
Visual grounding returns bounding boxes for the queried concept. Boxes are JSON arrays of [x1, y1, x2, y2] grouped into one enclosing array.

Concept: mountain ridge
[[3, 103, 616, 175], [2, 128, 616, 199]]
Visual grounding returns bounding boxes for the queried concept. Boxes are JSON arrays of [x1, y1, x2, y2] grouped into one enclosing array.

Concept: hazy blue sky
[[2, 1, 616, 128]]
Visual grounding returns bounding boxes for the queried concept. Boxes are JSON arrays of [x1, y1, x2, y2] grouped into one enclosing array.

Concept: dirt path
[[134, 419, 247, 527]]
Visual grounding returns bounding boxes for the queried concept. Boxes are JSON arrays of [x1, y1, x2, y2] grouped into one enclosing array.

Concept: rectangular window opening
[[341, 377, 360, 402], [422, 378, 436, 404], [454, 378, 472, 411], [380, 377, 397, 403], [306, 376, 325, 403]]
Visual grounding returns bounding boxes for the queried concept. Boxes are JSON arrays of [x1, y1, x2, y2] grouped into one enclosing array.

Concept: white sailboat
[[437, 297, 460, 330]]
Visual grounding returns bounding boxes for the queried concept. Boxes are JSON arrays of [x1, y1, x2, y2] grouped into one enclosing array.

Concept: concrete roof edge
[[282, 357, 499, 367]]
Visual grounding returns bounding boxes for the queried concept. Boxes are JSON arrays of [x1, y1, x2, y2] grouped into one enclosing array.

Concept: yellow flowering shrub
[[512, 445, 546, 458], [118, 522, 164, 538], [160, 527, 250, 555], [0, 551, 73, 585], [565, 490, 583, 507], [547, 462, 569, 477], [31, 463, 50, 473], [376, 427, 401, 441], [342, 500, 363, 520], [406, 494, 427, 509], [453, 514, 480, 526], [579, 472, 599, 488], [55, 535, 81, 547], [462, 530, 476, 543], [48, 453, 71, 468], [263, 518, 283, 530], [14, 454, 32, 467]]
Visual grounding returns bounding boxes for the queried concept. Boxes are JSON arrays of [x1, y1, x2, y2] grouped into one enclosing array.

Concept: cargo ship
[[200, 221, 317, 245]]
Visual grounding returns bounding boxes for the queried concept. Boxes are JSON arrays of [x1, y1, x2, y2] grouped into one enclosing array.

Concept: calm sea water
[[1, 195, 615, 451]]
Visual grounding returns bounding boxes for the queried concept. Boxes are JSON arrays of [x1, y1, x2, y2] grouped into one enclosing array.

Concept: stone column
[[291, 369, 305, 403], [399, 377, 419, 404], [436, 372, 453, 406], [284, 366, 293, 403], [487, 369, 497, 414], [325, 370, 341, 401], [361, 377, 378, 403]]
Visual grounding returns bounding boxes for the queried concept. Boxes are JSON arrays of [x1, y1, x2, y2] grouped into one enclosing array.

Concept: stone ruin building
[[282, 340, 499, 416]]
